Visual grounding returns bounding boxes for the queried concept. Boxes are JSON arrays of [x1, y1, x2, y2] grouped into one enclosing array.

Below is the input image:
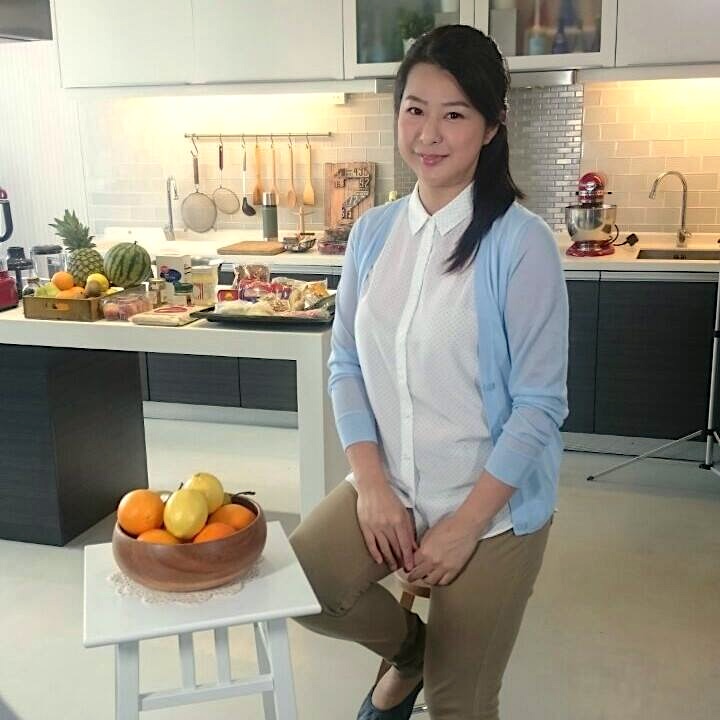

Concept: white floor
[[1, 419, 720, 720]]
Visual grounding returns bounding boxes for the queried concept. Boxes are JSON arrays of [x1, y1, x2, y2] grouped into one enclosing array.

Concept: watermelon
[[104, 242, 153, 288]]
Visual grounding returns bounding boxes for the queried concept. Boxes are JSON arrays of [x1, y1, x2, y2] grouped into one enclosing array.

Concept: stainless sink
[[636, 249, 720, 261]]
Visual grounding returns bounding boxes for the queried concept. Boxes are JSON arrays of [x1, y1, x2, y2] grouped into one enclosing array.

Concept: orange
[[193, 522, 236, 543], [51, 271, 75, 291], [136, 528, 180, 544], [117, 489, 165, 537], [56, 287, 84, 299], [208, 503, 256, 531]]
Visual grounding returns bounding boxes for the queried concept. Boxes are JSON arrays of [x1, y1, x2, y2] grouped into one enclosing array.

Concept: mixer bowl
[[565, 203, 617, 243]]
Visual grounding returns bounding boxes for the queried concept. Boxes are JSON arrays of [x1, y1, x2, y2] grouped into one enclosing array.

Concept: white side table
[[83, 522, 320, 720]]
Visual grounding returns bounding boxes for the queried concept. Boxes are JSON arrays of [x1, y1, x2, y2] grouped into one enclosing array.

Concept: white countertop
[[95, 226, 720, 274], [0, 305, 330, 359]]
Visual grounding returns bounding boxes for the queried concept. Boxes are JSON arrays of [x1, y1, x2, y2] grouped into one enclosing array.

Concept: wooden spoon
[[302, 139, 315, 206], [252, 141, 263, 206], [270, 142, 280, 200], [287, 139, 297, 209]]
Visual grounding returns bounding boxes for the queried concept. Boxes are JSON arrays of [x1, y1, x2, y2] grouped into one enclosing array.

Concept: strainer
[[181, 138, 217, 233], [212, 138, 240, 215]]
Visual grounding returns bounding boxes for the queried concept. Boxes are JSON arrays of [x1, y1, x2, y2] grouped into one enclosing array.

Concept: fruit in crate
[[163, 488, 209, 540], [137, 528, 181, 544], [51, 271, 75, 291], [56, 286, 85, 299], [86, 273, 110, 293], [83, 280, 103, 298], [34, 282, 59, 299], [104, 241, 153, 288], [49, 210, 105, 286], [184, 472, 225, 514]]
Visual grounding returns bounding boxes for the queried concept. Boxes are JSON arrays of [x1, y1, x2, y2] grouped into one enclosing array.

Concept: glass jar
[[173, 282, 194, 307], [148, 278, 166, 307], [189, 265, 216, 306]]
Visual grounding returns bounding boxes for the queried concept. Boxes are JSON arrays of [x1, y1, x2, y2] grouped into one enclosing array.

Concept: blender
[[565, 172, 619, 257], [0, 187, 19, 311]]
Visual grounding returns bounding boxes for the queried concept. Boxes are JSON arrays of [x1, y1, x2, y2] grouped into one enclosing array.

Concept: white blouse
[[352, 183, 513, 539]]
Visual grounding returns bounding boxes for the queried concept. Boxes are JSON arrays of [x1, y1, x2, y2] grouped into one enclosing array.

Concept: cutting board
[[324, 162, 376, 228], [216, 241, 285, 255]]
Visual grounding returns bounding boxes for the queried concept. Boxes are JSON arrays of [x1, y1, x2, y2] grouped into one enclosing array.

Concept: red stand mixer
[[565, 172, 619, 257], [0, 187, 19, 311]]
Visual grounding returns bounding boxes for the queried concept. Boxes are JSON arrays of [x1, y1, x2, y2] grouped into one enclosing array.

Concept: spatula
[[302, 137, 315, 207]]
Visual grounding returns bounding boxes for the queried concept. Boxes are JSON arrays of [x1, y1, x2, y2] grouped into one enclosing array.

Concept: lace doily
[[108, 560, 262, 605]]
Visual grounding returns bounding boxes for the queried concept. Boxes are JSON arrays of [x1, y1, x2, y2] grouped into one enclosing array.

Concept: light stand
[[587, 264, 720, 482]]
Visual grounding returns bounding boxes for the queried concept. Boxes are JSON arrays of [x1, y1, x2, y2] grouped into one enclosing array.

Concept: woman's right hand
[[356, 474, 417, 573]]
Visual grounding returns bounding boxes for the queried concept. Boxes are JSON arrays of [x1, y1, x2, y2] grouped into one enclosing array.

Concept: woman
[[290, 24, 568, 720]]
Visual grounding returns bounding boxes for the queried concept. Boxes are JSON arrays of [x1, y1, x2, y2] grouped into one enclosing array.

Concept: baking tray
[[190, 296, 334, 327]]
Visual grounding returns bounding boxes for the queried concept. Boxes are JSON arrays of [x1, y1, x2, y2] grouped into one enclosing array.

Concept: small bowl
[[112, 495, 267, 592], [281, 234, 316, 253]]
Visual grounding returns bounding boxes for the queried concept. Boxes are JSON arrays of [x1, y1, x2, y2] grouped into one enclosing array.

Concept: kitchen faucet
[[163, 176, 179, 241], [649, 171, 691, 247]]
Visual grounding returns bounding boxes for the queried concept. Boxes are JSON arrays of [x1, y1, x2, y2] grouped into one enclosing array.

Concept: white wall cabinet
[[191, 0, 343, 83], [54, 0, 194, 88], [616, 0, 720, 67]]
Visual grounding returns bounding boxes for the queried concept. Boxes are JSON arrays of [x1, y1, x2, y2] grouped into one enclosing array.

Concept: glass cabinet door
[[479, 0, 617, 70], [344, 0, 476, 78]]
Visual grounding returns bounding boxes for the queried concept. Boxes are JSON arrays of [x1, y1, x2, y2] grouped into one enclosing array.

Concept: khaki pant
[[289, 481, 552, 720]]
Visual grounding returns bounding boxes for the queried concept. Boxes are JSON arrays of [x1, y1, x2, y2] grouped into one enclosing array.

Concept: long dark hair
[[394, 25, 524, 272]]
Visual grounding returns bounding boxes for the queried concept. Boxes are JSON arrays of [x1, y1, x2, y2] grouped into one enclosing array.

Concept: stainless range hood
[[0, 0, 51, 41]]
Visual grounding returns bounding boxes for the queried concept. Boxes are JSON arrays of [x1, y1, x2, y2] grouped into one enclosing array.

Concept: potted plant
[[397, 9, 434, 54]]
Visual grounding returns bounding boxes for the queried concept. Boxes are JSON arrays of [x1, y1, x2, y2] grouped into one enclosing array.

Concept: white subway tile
[[686, 173, 719, 191], [630, 157, 665, 174], [337, 116, 366, 132], [600, 124, 635, 140], [616, 140, 650, 157], [649, 140, 684, 157]]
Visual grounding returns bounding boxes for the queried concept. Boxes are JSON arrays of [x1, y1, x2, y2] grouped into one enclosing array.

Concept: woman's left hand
[[407, 515, 480, 586]]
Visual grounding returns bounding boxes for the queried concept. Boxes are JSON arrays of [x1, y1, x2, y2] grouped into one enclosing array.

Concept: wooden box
[[22, 294, 104, 322]]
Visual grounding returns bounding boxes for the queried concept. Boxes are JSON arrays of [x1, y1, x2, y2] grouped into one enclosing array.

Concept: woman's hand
[[356, 476, 417, 573], [407, 515, 479, 586]]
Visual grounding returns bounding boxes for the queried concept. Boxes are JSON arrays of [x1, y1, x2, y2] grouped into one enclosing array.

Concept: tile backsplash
[[4, 42, 720, 252], [582, 79, 720, 233], [80, 92, 396, 235]]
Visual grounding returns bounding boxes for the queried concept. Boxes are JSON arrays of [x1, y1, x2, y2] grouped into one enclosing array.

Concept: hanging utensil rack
[[184, 133, 332, 141]]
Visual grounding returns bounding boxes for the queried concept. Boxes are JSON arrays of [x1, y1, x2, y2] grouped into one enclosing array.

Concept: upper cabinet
[[616, 0, 720, 67], [344, 0, 476, 79], [479, 0, 617, 71], [54, 0, 194, 88], [192, 0, 343, 83], [54, 0, 343, 88]]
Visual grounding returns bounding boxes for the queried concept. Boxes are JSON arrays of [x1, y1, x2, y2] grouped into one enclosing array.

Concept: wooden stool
[[376, 571, 430, 716], [83, 522, 321, 720]]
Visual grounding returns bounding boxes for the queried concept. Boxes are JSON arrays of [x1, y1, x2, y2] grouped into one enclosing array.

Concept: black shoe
[[356, 678, 424, 719]]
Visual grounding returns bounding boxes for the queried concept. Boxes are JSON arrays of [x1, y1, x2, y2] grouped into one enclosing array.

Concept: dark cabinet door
[[238, 358, 297, 412], [563, 277, 599, 433], [138, 352, 149, 401], [146, 354, 241, 407], [595, 276, 716, 439]]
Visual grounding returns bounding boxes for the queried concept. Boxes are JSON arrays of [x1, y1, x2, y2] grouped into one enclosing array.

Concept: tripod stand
[[587, 265, 720, 482]]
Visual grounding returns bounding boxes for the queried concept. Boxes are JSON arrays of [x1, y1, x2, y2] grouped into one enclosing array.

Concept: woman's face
[[397, 62, 498, 199]]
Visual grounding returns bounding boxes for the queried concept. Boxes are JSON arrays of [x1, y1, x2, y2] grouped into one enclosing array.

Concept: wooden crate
[[22, 295, 104, 322]]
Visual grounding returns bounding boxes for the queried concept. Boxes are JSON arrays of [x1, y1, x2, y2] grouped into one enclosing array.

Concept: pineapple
[[49, 210, 105, 286]]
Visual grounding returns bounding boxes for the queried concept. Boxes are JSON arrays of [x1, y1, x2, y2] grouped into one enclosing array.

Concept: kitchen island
[[0, 309, 347, 545]]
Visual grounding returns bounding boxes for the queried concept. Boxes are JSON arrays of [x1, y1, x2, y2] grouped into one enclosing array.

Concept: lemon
[[163, 488, 208, 539], [185, 472, 225, 514], [86, 273, 110, 293]]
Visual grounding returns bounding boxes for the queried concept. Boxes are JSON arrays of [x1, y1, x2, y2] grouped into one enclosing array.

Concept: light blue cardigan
[[328, 197, 569, 535]]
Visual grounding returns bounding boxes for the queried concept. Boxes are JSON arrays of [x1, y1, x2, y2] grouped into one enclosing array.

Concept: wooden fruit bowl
[[112, 496, 267, 592]]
